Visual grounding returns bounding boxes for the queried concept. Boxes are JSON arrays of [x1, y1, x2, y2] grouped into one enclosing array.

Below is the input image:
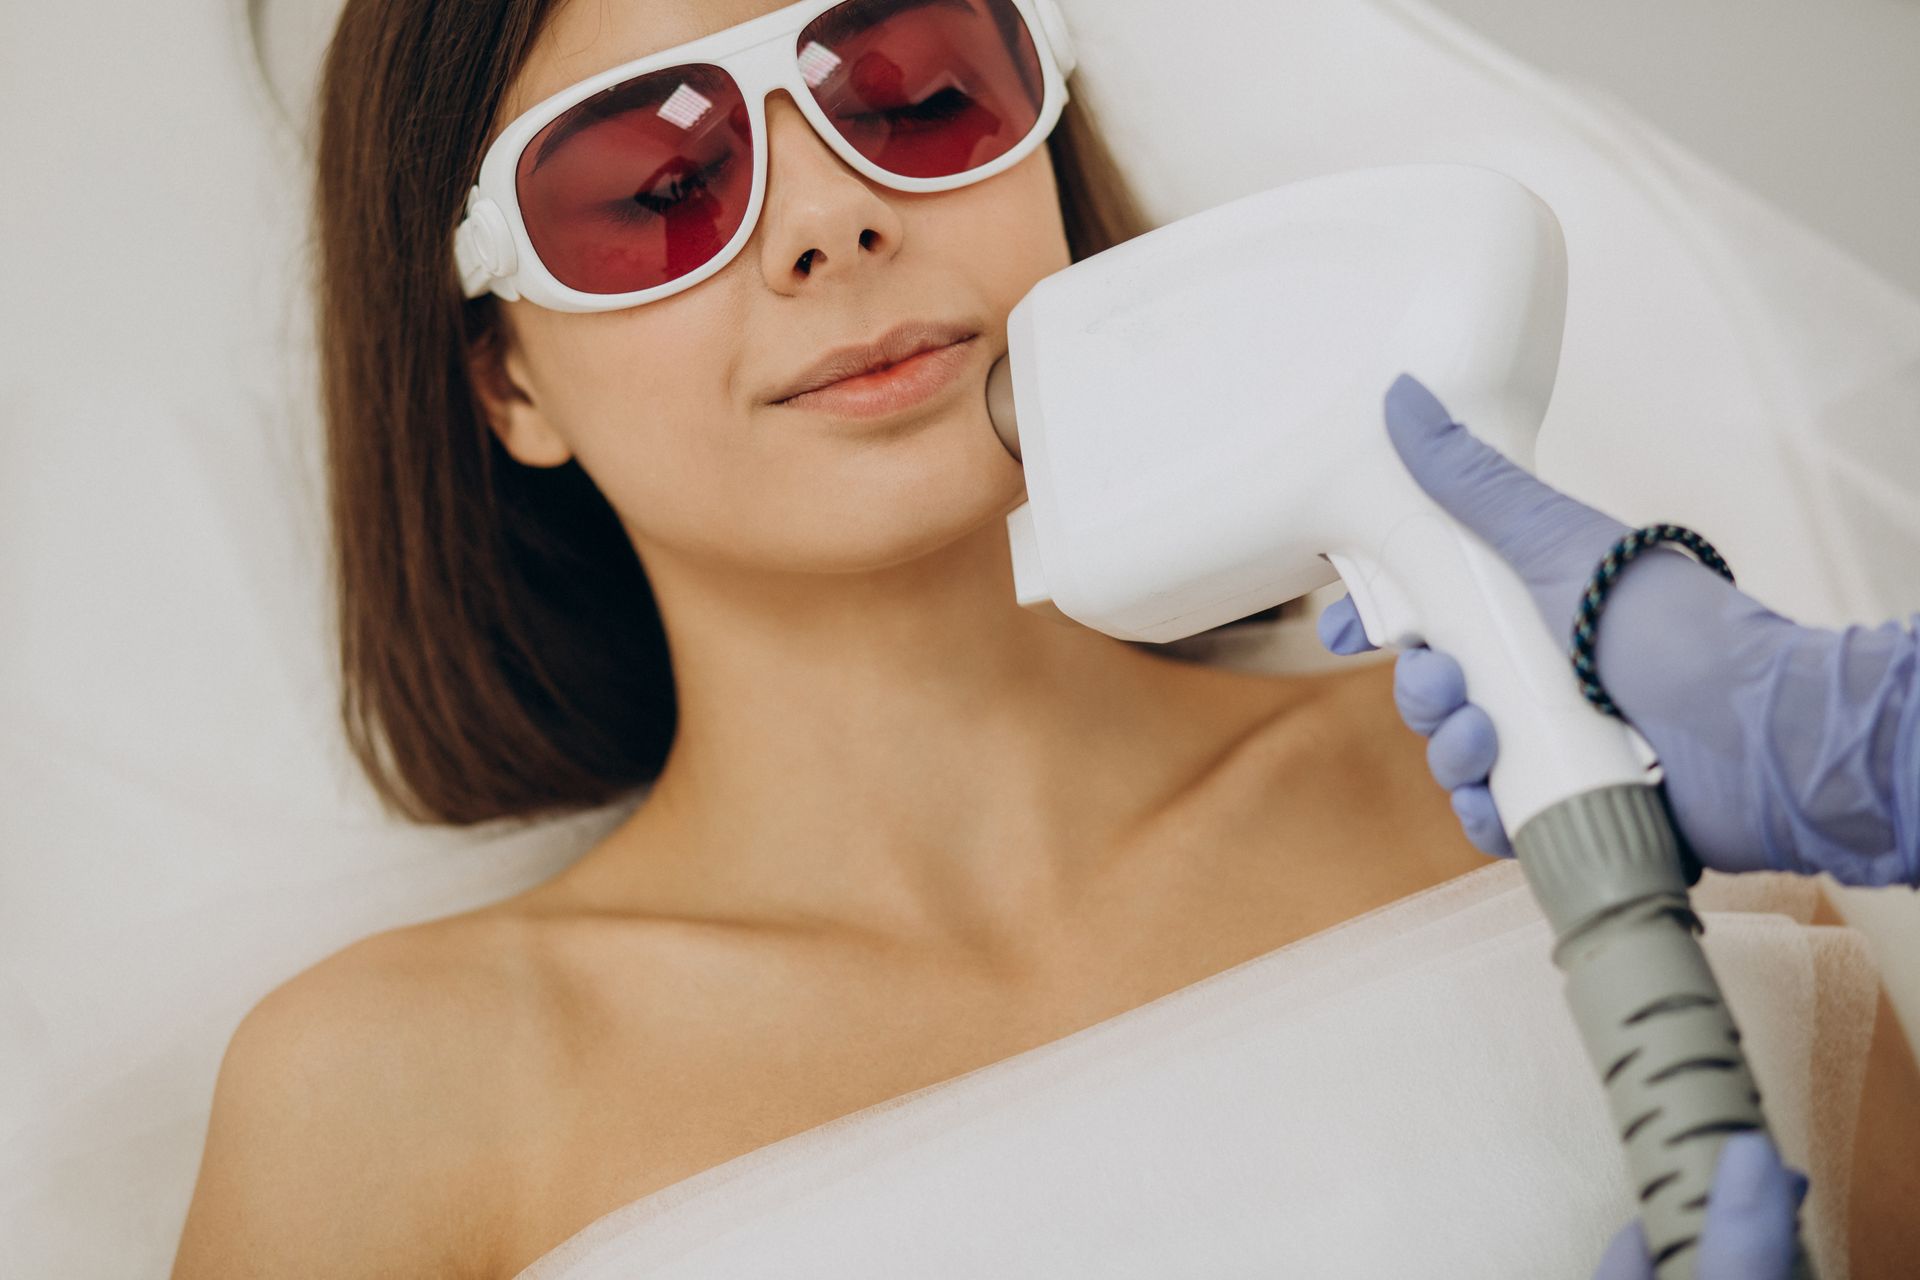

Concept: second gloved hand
[[1590, 1132, 1810, 1280], [1319, 373, 1920, 887]]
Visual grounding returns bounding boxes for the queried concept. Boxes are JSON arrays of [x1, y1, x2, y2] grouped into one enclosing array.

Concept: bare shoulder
[[1138, 653, 1484, 898], [171, 909, 554, 1279], [1216, 656, 1434, 804]]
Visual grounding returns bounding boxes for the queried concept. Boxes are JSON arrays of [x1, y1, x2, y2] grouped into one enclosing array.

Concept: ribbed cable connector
[[1513, 785, 1814, 1280], [1515, 783, 1694, 957]]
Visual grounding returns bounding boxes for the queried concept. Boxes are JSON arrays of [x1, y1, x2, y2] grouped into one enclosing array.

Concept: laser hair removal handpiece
[[984, 163, 1811, 1280]]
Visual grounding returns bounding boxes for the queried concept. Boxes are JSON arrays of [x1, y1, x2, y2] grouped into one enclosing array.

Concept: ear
[[467, 315, 574, 468]]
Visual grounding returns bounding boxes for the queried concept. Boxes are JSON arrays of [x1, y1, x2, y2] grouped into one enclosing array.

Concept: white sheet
[[510, 862, 1878, 1279]]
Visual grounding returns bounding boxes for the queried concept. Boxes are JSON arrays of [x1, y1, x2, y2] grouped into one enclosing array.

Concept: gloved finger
[[1451, 784, 1514, 858], [1590, 1219, 1653, 1280], [1427, 703, 1497, 790], [1316, 594, 1377, 655], [1382, 373, 1624, 592], [1393, 645, 1467, 734], [1694, 1132, 1808, 1280]]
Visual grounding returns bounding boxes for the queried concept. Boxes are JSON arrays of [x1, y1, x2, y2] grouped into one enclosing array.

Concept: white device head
[[988, 163, 1653, 832]]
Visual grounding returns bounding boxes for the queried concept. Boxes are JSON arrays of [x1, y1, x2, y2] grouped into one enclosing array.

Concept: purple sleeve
[[1894, 617, 1920, 888], [1751, 614, 1920, 888]]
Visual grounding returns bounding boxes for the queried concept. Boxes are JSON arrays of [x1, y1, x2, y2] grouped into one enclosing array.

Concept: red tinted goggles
[[454, 0, 1078, 313]]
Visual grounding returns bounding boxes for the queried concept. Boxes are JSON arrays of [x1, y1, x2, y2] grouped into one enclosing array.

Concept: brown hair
[[313, 0, 1156, 828]]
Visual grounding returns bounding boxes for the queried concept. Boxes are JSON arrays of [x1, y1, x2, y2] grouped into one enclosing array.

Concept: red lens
[[798, 0, 1045, 179], [516, 64, 754, 296], [514, 0, 1046, 297]]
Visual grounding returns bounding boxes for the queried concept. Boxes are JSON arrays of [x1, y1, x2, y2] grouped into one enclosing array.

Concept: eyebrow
[[523, 0, 978, 175]]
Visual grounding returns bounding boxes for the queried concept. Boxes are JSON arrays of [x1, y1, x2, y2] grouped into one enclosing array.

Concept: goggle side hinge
[[453, 189, 520, 301]]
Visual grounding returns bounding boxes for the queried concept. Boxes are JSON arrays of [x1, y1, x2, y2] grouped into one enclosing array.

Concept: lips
[[769, 319, 979, 404]]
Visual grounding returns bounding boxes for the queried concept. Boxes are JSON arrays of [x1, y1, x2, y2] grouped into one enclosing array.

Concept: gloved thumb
[[1383, 372, 1630, 629], [1694, 1133, 1810, 1278]]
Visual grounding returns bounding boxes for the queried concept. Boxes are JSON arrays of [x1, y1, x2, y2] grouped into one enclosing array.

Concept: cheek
[[532, 312, 748, 535], [968, 151, 1073, 311]]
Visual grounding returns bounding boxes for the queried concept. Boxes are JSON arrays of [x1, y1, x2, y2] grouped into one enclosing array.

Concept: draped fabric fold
[[512, 861, 1877, 1279]]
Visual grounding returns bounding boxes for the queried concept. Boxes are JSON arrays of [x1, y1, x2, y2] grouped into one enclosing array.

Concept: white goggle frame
[[452, 0, 1078, 313]]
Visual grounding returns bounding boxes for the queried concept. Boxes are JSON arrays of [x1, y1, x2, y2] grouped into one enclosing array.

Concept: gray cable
[[1513, 784, 1815, 1280]]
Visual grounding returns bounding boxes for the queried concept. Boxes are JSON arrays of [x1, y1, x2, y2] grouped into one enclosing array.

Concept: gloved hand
[[1319, 372, 1920, 888], [1590, 1132, 1810, 1280]]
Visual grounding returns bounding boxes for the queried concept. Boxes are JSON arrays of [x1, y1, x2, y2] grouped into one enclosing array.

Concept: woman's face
[[474, 0, 1072, 576]]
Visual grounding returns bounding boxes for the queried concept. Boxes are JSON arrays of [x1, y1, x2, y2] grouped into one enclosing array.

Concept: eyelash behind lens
[[616, 151, 737, 221], [605, 81, 973, 226], [849, 85, 972, 128]]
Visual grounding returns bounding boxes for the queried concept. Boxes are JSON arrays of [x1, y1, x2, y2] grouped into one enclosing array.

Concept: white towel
[[513, 860, 1878, 1279]]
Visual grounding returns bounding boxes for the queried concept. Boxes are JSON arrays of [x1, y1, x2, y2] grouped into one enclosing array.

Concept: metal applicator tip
[[985, 353, 1020, 461]]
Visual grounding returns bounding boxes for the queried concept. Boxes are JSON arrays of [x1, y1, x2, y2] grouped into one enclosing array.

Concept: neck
[[584, 514, 1287, 946]]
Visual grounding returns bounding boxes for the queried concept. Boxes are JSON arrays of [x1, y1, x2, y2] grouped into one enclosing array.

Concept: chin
[[796, 473, 1023, 575]]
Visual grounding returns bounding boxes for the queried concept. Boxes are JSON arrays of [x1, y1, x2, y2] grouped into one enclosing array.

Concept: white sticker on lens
[[798, 40, 842, 89], [658, 82, 714, 131]]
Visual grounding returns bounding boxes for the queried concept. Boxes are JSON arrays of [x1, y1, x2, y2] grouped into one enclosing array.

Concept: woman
[[171, 0, 1918, 1275]]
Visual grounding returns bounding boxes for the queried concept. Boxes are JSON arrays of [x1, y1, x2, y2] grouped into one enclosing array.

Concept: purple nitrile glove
[[1318, 372, 1920, 887], [1590, 1132, 1810, 1280]]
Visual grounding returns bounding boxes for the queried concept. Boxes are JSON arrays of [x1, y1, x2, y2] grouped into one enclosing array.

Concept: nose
[[755, 89, 905, 291]]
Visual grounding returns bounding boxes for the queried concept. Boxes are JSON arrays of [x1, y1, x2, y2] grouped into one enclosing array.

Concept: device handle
[[1327, 481, 1813, 1280], [1327, 506, 1647, 833]]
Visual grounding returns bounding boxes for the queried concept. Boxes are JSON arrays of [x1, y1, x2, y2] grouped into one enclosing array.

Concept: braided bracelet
[[1571, 524, 1736, 718]]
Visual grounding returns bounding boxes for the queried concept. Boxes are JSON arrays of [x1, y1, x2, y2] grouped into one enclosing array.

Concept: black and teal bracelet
[[1571, 524, 1736, 718]]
